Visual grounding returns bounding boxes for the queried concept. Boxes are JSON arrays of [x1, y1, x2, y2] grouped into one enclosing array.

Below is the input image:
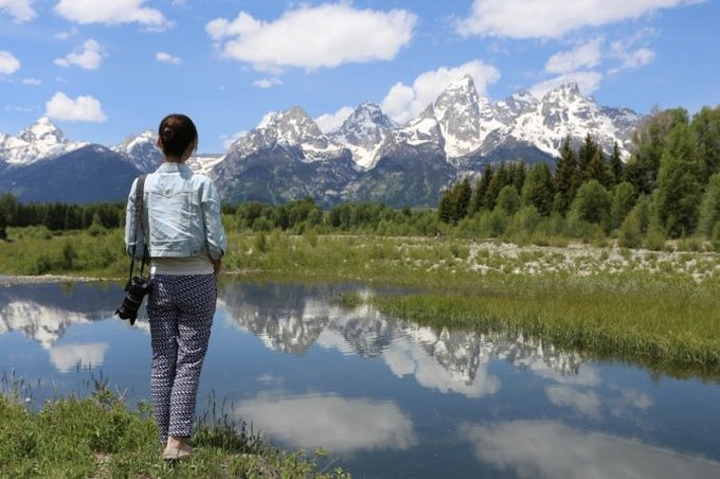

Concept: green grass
[[0, 378, 350, 478], [2, 227, 720, 379]]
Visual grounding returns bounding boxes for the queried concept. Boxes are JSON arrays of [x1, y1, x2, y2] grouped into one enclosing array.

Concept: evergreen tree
[[656, 122, 701, 237], [553, 136, 579, 216], [577, 133, 598, 180], [485, 162, 508, 211], [496, 185, 521, 215], [438, 188, 454, 224], [585, 148, 607, 187], [522, 162, 554, 216], [609, 141, 624, 188], [453, 177, 472, 223], [470, 164, 493, 214], [508, 161, 527, 193]]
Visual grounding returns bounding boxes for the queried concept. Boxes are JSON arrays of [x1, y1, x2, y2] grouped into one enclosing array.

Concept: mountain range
[[0, 76, 642, 207]]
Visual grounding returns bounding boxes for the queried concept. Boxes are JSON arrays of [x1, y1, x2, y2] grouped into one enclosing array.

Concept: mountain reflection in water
[[1, 281, 720, 478]]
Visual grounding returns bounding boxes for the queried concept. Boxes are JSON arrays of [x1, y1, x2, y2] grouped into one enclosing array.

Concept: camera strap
[[128, 175, 148, 284]]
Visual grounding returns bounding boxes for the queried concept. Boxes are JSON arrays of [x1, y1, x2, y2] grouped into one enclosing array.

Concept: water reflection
[[2, 281, 720, 478], [221, 283, 584, 398], [235, 393, 417, 453], [460, 420, 720, 479]]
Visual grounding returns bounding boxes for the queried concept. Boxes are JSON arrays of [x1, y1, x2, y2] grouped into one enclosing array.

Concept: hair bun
[[162, 127, 175, 141]]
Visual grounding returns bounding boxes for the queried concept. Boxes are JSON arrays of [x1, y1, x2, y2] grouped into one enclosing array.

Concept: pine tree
[[609, 141, 624, 188], [698, 172, 720, 237], [438, 188, 454, 224], [470, 164, 493, 214], [553, 136, 579, 215], [522, 162, 554, 216], [577, 133, 598, 181], [656, 122, 701, 237], [453, 177, 472, 223], [485, 162, 508, 211], [586, 148, 607, 187]]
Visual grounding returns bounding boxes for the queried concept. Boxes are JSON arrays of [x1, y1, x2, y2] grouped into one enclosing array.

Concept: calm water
[[1, 280, 720, 478]]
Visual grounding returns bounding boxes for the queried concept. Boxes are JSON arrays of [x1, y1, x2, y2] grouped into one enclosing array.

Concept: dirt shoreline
[[0, 274, 116, 286]]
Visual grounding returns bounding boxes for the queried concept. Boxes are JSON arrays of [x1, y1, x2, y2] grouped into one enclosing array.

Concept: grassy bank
[[2, 227, 720, 378], [0, 380, 349, 478]]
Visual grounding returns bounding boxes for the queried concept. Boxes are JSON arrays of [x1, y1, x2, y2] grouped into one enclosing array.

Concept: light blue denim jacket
[[125, 162, 227, 261]]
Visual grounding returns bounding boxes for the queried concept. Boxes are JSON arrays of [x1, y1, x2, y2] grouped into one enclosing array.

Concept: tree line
[[438, 105, 720, 245]]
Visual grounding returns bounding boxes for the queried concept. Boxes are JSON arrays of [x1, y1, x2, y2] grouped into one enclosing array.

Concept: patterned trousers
[[147, 273, 217, 444]]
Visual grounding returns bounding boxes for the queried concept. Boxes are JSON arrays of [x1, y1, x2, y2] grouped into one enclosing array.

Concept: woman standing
[[124, 114, 227, 460]]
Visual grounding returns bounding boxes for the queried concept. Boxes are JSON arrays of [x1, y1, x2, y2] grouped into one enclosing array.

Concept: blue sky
[[1, 0, 719, 153]]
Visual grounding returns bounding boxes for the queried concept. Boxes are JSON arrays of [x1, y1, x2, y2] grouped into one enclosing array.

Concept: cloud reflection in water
[[236, 393, 417, 453]]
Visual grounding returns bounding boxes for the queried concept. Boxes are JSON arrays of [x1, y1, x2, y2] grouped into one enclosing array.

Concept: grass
[[2, 227, 720, 379], [0, 376, 350, 479]]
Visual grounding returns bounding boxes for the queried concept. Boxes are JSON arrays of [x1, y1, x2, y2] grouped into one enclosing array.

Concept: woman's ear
[[156, 138, 163, 150]]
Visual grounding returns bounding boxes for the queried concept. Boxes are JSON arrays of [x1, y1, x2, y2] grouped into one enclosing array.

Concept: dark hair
[[158, 114, 198, 158]]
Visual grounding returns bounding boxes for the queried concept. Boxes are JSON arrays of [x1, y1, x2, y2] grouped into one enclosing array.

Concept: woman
[[124, 113, 227, 460]]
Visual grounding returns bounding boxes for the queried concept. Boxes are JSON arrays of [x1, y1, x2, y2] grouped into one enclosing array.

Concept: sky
[[1, 0, 719, 153]]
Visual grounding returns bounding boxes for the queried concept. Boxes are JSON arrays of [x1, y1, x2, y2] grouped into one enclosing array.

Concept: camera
[[115, 276, 151, 325]]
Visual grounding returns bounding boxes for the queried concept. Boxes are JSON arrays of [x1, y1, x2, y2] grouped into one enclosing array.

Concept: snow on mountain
[[112, 129, 161, 173], [0, 117, 87, 166], [186, 153, 225, 176], [232, 106, 346, 162], [329, 102, 395, 169]]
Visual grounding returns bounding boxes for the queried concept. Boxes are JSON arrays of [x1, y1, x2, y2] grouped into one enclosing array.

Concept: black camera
[[115, 276, 152, 325]]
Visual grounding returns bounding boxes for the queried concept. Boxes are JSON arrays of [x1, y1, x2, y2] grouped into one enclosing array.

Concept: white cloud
[[54, 0, 170, 29], [546, 385, 602, 418], [54, 39, 104, 70], [460, 420, 720, 478], [236, 393, 417, 453], [530, 71, 603, 99], [457, 0, 700, 39], [0, 0, 36, 22], [0, 50, 21, 75], [252, 77, 282, 89], [381, 60, 501, 125], [206, 3, 416, 71], [22, 77, 41, 85], [545, 39, 603, 74], [155, 51, 181, 65], [315, 106, 354, 133], [49, 342, 109, 373], [45, 92, 107, 122]]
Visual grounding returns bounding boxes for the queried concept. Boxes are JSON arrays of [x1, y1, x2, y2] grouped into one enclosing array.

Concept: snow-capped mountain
[[328, 102, 396, 169], [0, 117, 87, 166], [0, 79, 643, 206], [112, 129, 224, 175]]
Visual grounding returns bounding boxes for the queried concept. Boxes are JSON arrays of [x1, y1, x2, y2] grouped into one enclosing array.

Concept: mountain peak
[[17, 116, 66, 145]]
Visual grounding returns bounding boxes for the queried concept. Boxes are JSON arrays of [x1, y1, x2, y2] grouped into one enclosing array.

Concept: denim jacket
[[125, 162, 227, 261]]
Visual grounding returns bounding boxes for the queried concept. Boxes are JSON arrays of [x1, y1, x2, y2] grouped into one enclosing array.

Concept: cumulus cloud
[[460, 420, 720, 478], [206, 3, 417, 71], [457, 0, 699, 39], [545, 39, 603, 74], [530, 71, 603, 99], [381, 60, 501, 125], [0, 0, 36, 22], [155, 51, 181, 65], [45, 92, 107, 122], [0, 50, 21, 75], [22, 77, 40, 85], [609, 33, 657, 73], [235, 393, 417, 453], [49, 342, 109, 373], [252, 77, 282, 89], [315, 106, 354, 133], [54, 39, 104, 70], [54, 0, 170, 29]]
